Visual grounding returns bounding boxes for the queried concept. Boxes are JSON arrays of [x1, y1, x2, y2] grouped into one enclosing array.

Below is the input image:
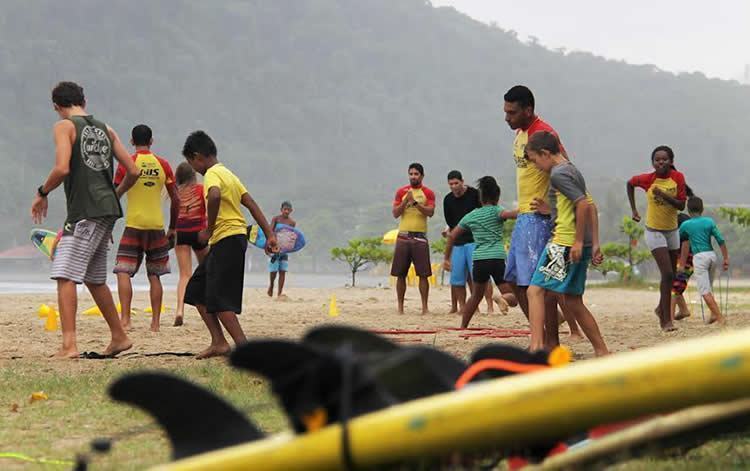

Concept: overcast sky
[[432, 0, 749, 82]]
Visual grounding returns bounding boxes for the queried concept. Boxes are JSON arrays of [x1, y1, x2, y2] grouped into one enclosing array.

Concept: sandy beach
[[2, 284, 747, 366]]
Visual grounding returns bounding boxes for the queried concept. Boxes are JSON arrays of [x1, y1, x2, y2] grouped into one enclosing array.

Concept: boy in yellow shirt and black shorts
[[182, 131, 277, 359]]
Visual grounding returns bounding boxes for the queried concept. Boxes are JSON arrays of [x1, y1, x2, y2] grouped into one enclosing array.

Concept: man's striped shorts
[[50, 217, 116, 285]]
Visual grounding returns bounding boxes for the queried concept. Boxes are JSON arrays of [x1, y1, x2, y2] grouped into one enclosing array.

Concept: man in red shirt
[[391, 163, 435, 314], [113, 125, 179, 332], [503, 85, 581, 348]]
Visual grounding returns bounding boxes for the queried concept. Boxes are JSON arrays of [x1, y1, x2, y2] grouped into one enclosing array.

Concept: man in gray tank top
[[31, 81, 139, 359]]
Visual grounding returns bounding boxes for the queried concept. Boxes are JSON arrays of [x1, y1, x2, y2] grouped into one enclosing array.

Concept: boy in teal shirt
[[444, 176, 517, 328], [679, 197, 729, 324]]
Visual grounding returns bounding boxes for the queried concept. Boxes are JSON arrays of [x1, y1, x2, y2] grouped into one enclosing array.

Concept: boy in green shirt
[[444, 176, 517, 328], [678, 197, 729, 324]]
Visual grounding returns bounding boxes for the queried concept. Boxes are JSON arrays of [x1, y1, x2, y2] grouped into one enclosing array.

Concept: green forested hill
[[2, 0, 749, 267]]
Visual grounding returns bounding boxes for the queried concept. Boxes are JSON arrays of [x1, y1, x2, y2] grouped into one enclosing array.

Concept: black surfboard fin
[[109, 372, 263, 459]]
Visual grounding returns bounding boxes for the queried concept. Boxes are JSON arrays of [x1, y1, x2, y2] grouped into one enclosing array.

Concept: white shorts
[[645, 229, 680, 251], [693, 251, 717, 296]]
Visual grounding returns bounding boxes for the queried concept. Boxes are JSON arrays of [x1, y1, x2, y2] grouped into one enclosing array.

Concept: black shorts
[[184, 234, 247, 314], [176, 231, 208, 251], [472, 259, 506, 285]]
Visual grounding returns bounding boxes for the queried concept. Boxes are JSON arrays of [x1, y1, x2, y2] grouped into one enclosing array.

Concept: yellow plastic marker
[[44, 309, 58, 331], [83, 304, 136, 316], [548, 345, 572, 367], [82, 305, 102, 316], [29, 391, 48, 403], [328, 295, 339, 317], [37, 304, 53, 318], [144, 305, 166, 314], [118, 303, 138, 315]]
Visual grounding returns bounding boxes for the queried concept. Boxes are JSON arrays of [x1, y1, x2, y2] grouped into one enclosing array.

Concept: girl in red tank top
[[174, 162, 209, 326]]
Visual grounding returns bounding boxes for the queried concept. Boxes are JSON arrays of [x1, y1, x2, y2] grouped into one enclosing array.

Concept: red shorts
[[113, 227, 171, 277]]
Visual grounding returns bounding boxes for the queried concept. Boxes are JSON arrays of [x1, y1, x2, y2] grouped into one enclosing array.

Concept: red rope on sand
[[368, 327, 531, 339], [458, 331, 530, 339], [369, 329, 439, 335]]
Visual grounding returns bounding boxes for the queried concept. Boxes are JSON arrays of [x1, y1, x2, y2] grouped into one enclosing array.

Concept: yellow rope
[[0, 452, 74, 466]]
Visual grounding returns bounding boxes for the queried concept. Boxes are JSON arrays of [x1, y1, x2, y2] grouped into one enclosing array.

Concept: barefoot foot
[[675, 311, 691, 321], [196, 343, 231, 359], [173, 314, 184, 327], [50, 348, 80, 359], [661, 322, 678, 332], [493, 294, 509, 315], [103, 339, 133, 357]]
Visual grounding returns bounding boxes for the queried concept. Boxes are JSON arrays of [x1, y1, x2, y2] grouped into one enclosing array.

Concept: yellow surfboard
[[152, 327, 750, 471]]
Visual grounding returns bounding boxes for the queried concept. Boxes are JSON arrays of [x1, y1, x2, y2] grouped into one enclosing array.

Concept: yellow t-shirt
[[513, 118, 563, 214], [114, 151, 175, 230], [394, 184, 435, 233], [549, 163, 591, 247], [204, 163, 248, 245], [628, 170, 687, 231]]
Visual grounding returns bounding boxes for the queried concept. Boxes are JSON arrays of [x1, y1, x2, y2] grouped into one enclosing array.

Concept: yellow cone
[[144, 305, 166, 314], [44, 309, 58, 331], [328, 295, 339, 317], [83, 305, 102, 316], [38, 304, 53, 318], [29, 391, 49, 403]]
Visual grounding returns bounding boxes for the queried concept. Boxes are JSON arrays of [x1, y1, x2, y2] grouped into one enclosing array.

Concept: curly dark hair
[[51, 81, 85, 108]]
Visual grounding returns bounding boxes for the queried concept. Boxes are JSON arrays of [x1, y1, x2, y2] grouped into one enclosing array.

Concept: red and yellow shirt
[[629, 169, 687, 231], [114, 151, 175, 230], [393, 184, 435, 233], [512, 117, 565, 214]]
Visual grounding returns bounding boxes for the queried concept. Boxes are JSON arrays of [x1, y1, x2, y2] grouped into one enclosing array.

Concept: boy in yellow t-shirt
[[181, 131, 277, 359], [524, 131, 608, 357]]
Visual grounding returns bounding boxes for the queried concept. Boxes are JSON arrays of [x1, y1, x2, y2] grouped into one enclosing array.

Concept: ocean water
[[0, 271, 390, 294]]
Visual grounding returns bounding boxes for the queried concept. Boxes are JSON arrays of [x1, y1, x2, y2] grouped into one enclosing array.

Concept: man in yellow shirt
[[181, 131, 277, 359], [391, 163, 435, 314], [113, 125, 179, 332]]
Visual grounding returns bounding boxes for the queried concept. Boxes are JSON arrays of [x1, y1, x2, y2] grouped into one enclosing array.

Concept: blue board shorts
[[450, 243, 475, 286], [530, 244, 592, 296], [504, 213, 553, 287], [269, 254, 289, 273]]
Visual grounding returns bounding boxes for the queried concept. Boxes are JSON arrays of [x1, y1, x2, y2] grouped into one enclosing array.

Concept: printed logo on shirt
[[514, 143, 529, 169], [80, 126, 112, 171]]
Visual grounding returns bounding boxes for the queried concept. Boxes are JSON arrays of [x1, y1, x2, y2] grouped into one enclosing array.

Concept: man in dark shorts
[[181, 131, 277, 359], [391, 163, 435, 314], [31, 81, 138, 358], [113, 125, 180, 332]]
